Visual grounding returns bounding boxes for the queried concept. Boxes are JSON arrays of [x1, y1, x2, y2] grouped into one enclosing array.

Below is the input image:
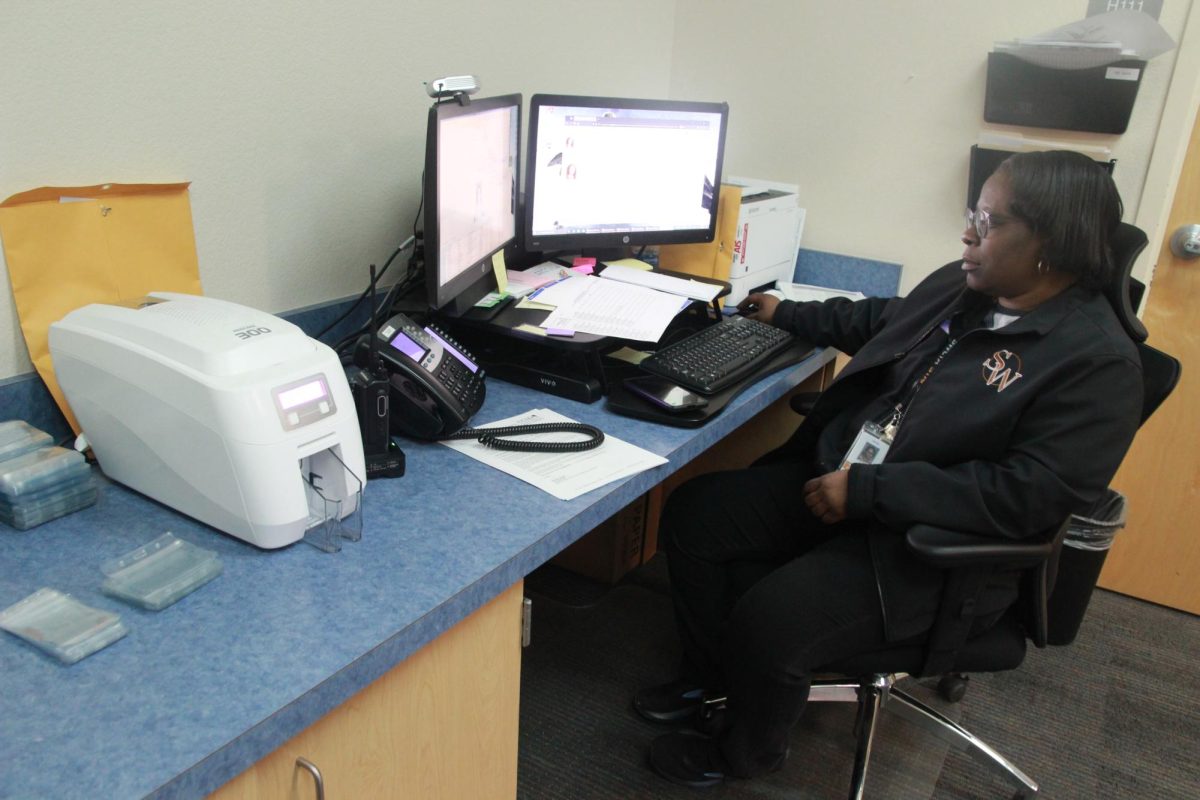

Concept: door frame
[[1133, 3, 1200, 292]]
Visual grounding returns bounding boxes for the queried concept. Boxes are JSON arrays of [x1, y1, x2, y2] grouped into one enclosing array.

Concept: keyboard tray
[[640, 316, 797, 395], [605, 337, 816, 428]]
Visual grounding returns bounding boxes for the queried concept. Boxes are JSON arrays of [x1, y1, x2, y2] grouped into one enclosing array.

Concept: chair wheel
[[937, 674, 969, 703]]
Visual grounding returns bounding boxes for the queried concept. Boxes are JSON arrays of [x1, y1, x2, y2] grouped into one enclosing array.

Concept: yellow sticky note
[[491, 250, 508, 293], [604, 257, 653, 271], [606, 346, 651, 365], [516, 297, 556, 312]]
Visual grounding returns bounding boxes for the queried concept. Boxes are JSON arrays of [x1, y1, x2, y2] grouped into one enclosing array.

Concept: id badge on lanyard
[[838, 419, 896, 470], [838, 320, 956, 471]]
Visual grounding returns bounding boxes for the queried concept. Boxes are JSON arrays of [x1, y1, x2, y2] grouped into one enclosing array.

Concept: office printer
[[723, 176, 806, 305], [49, 293, 365, 549], [659, 176, 806, 306]]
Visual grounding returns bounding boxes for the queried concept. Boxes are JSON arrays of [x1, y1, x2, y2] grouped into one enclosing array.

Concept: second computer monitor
[[524, 94, 729, 256], [424, 93, 521, 316]]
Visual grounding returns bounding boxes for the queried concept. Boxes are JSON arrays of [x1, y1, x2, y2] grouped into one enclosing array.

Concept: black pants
[[659, 461, 935, 777]]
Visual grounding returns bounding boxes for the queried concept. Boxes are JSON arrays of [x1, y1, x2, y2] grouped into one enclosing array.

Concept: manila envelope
[[0, 183, 204, 432], [657, 183, 742, 280]]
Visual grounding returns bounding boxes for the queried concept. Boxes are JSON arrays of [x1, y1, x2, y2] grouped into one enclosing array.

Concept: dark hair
[[993, 150, 1124, 291]]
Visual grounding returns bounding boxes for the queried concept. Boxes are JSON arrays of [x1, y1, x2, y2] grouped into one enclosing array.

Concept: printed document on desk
[[599, 264, 722, 303], [440, 408, 667, 500], [537, 275, 689, 341], [773, 282, 867, 304]]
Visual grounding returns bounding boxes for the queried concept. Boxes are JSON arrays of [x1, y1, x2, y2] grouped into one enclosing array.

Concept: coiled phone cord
[[445, 422, 605, 452]]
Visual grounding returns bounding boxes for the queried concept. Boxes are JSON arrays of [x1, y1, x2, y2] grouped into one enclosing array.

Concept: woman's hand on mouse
[[737, 292, 781, 324]]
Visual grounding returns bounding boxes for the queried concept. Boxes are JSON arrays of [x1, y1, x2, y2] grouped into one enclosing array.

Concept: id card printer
[[49, 293, 365, 549]]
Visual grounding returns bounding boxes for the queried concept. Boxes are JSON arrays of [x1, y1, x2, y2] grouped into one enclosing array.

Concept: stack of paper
[[995, 9, 1175, 67], [771, 282, 867, 304], [509, 258, 721, 342]]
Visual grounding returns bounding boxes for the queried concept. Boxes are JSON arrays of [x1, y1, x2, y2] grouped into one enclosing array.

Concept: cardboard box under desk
[[551, 495, 648, 584]]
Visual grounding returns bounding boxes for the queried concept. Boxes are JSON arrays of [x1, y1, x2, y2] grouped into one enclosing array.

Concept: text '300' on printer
[[49, 293, 366, 549]]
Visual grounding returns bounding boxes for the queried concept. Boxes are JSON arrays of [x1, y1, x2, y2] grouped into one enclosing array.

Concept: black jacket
[[771, 262, 1143, 639]]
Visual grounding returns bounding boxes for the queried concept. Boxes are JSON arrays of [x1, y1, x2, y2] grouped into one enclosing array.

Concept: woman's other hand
[[803, 470, 849, 524]]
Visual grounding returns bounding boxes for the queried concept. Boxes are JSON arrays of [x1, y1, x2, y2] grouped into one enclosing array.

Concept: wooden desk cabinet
[[212, 582, 524, 800]]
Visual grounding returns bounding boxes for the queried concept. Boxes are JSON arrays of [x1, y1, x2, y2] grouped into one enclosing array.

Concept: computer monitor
[[523, 94, 729, 257], [423, 93, 521, 316]]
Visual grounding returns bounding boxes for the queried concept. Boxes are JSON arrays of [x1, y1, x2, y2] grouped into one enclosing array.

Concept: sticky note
[[604, 257, 653, 271], [472, 292, 505, 308], [491, 250, 509, 294], [606, 346, 651, 365], [546, 327, 575, 337], [572, 257, 596, 274]]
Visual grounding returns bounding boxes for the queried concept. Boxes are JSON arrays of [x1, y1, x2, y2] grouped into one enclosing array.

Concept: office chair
[[796, 222, 1181, 799]]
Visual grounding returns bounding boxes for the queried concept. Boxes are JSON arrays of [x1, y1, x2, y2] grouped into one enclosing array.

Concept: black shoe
[[649, 731, 729, 788], [633, 679, 709, 723]]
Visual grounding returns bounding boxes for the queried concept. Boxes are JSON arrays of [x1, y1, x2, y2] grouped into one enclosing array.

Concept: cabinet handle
[[522, 597, 532, 647], [295, 756, 326, 800]]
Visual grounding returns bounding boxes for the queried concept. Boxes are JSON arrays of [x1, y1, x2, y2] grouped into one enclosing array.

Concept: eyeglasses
[[964, 208, 995, 239]]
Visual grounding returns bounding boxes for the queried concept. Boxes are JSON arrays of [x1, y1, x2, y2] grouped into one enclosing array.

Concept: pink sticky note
[[546, 327, 576, 337], [572, 257, 596, 274]]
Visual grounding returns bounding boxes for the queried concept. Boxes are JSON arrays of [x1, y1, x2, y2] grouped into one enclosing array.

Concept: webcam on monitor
[[424, 75, 480, 100]]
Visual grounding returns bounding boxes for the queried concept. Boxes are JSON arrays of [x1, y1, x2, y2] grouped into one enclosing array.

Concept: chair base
[[809, 673, 1038, 799]]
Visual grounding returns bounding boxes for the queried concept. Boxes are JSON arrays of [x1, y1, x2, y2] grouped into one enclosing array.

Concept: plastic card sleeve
[[0, 587, 127, 664]]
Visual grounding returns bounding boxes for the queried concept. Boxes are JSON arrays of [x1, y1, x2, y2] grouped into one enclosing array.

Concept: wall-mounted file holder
[[984, 51, 1146, 134]]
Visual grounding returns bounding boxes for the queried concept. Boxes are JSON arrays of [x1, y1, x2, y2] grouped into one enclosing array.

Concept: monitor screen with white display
[[423, 93, 521, 315], [524, 94, 729, 256]]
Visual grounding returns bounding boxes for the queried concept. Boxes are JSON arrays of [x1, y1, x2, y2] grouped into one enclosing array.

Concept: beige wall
[[670, 0, 1195, 293], [1, 1, 1195, 381], [0, 0, 677, 380]]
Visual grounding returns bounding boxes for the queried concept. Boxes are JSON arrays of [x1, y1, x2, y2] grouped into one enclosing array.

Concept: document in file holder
[[985, 10, 1176, 134]]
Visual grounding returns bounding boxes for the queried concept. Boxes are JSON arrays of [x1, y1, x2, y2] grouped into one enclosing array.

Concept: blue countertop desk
[[0, 348, 831, 799]]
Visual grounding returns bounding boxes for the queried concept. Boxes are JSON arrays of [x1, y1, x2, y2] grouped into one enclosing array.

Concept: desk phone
[[368, 312, 486, 439]]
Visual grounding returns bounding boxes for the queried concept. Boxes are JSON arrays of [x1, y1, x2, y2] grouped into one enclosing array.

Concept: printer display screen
[[272, 374, 336, 431], [277, 378, 329, 410]]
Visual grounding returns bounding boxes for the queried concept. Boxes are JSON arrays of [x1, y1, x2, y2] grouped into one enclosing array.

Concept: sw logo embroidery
[[982, 350, 1023, 392]]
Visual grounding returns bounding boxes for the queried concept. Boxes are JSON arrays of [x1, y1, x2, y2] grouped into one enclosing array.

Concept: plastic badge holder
[[0, 465, 92, 507], [0, 421, 53, 463], [0, 446, 90, 498], [0, 482, 99, 530], [101, 533, 223, 611], [0, 587, 128, 664]]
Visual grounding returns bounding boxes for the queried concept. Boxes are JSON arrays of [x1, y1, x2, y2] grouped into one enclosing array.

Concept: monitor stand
[[436, 302, 614, 403], [438, 267, 731, 404]]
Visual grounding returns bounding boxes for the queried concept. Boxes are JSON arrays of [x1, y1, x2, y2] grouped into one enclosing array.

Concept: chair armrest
[[905, 524, 1057, 569], [788, 391, 821, 415]]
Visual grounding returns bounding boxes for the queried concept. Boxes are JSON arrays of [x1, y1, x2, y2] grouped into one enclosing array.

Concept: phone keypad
[[428, 324, 485, 416]]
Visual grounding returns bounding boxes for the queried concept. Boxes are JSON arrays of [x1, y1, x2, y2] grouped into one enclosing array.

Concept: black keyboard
[[641, 316, 797, 395]]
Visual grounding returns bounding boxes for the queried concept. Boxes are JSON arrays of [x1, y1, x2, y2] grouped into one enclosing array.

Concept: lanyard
[[883, 324, 959, 438]]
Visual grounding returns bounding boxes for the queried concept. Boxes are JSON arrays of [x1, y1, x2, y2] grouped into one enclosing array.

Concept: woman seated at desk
[[634, 150, 1143, 787]]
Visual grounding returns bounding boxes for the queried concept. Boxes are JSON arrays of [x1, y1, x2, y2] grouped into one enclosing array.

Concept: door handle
[[295, 757, 326, 800], [1169, 224, 1200, 260]]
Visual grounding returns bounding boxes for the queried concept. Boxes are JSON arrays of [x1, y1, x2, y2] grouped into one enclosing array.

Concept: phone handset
[[366, 312, 486, 439]]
